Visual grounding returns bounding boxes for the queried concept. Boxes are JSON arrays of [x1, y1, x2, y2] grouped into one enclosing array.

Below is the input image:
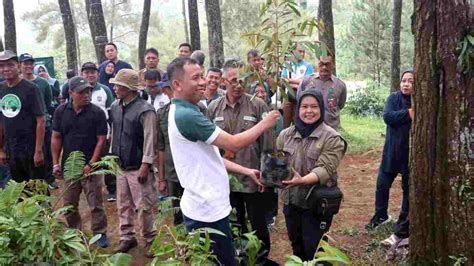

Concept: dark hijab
[[400, 69, 414, 108], [294, 90, 325, 138]]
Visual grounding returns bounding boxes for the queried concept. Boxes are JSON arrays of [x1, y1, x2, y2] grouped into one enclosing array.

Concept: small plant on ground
[[285, 237, 351, 265]]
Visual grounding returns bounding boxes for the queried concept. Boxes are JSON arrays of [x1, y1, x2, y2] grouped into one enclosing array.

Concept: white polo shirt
[[168, 98, 231, 222]]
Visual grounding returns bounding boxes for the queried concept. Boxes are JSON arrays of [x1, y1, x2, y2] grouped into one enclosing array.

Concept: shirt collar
[[172, 98, 200, 111], [314, 73, 334, 82], [222, 94, 245, 111]]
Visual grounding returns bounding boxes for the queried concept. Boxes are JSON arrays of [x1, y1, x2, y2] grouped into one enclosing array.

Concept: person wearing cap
[[109, 69, 157, 255], [143, 69, 169, 111], [19, 53, 57, 189], [0, 50, 46, 182], [99, 42, 133, 85], [51, 76, 109, 248], [297, 56, 347, 131], [81, 61, 117, 201], [138, 48, 165, 86], [207, 59, 274, 261]]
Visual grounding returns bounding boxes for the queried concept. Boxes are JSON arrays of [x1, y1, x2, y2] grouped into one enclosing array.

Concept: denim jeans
[[183, 215, 236, 266]]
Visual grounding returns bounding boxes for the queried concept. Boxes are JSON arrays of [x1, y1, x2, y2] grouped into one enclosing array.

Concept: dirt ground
[[65, 147, 404, 265]]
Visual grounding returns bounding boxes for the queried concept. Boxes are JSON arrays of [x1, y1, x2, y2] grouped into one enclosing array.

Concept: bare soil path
[[63, 147, 404, 265]]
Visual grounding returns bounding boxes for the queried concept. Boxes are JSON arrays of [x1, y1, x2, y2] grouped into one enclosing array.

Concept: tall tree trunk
[[390, 0, 402, 91], [58, 0, 78, 72], [205, 0, 224, 68], [188, 0, 200, 51], [0, 37, 4, 52], [3, 0, 16, 53], [411, 0, 473, 264], [317, 0, 336, 75], [109, 0, 116, 41], [70, 2, 82, 66], [138, 0, 151, 69], [85, 0, 108, 64], [182, 0, 189, 43]]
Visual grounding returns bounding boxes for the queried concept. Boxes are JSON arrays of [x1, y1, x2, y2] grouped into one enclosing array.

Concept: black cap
[[69, 76, 93, 92], [81, 62, 98, 72], [19, 53, 35, 62], [0, 50, 18, 62]]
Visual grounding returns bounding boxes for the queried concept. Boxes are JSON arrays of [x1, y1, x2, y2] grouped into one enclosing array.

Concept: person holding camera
[[277, 90, 347, 261]]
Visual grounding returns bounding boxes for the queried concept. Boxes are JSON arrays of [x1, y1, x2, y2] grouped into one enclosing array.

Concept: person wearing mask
[[297, 56, 347, 131], [109, 69, 157, 256], [366, 70, 414, 248], [19, 53, 57, 190], [277, 90, 347, 261], [51, 76, 109, 248], [34, 64, 60, 107], [0, 50, 46, 182]]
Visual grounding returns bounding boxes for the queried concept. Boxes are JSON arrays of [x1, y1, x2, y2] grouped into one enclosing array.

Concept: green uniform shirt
[[207, 93, 273, 193], [31, 76, 52, 127]]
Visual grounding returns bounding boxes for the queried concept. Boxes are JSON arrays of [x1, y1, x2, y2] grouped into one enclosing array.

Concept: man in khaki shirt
[[138, 48, 165, 86], [207, 59, 273, 259], [297, 56, 347, 130]]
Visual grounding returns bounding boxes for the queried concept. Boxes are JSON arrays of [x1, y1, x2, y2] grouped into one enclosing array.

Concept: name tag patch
[[214, 116, 224, 122], [243, 116, 257, 122]]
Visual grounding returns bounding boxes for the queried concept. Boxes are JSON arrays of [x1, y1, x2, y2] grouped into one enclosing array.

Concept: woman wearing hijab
[[366, 69, 414, 246], [276, 90, 347, 261], [102, 60, 116, 96], [34, 65, 60, 107]]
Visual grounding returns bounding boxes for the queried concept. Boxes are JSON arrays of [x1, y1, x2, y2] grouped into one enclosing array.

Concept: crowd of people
[[0, 41, 413, 265]]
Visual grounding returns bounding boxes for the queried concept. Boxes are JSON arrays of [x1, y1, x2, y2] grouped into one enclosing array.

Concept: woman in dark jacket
[[277, 90, 347, 261], [366, 70, 414, 242]]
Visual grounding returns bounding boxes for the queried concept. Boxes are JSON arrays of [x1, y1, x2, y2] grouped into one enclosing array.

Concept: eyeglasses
[[225, 78, 244, 87]]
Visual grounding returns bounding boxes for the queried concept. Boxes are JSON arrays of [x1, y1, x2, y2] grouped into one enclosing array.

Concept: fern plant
[[63, 151, 122, 182], [285, 237, 352, 265]]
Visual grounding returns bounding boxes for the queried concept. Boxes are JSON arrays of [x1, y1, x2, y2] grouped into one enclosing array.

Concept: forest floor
[[56, 146, 408, 265]]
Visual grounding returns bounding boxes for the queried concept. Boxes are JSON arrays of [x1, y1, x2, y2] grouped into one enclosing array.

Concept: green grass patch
[[339, 113, 386, 153]]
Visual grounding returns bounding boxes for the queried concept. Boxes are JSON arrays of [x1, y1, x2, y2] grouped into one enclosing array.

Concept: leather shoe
[[114, 238, 138, 253]]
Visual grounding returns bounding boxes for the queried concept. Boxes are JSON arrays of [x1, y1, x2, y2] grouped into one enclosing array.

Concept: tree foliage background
[[16, 0, 413, 85]]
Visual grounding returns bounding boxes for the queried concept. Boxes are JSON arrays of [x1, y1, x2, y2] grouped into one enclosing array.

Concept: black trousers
[[230, 191, 271, 257], [167, 180, 184, 225], [6, 139, 45, 182], [102, 140, 116, 194], [43, 126, 54, 184], [283, 204, 333, 261]]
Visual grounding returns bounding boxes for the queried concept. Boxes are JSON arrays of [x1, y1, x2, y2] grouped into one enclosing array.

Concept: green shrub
[[345, 82, 389, 117], [0, 180, 131, 265]]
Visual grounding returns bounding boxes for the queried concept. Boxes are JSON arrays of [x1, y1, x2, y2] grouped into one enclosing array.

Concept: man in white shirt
[[167, 57, 279, 265]]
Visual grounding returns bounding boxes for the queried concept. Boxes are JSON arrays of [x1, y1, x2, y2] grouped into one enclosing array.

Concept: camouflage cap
[[109, 69, 142, 91]]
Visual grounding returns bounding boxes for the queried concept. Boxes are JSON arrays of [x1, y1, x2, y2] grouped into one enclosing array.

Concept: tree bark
[[188, 0, 200, 51], [411, 0, 474, 264], [138, 0, 151, 69], [390, 0, 402, 91], [3, 0, 16, 53], [205, 0, 224, 68], [317, 0, 336, 75], [58, 0, 78, 72], [85, 0, 108, 64], [182, 0, 189, 43]]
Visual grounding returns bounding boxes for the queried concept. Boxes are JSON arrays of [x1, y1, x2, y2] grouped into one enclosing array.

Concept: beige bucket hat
[[109, 69, 143, 91]]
